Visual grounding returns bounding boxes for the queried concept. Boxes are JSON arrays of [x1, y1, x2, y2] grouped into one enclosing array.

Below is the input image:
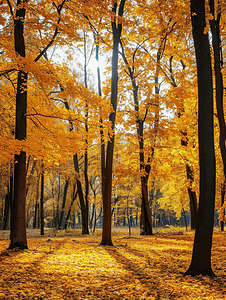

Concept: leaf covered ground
[[0, 228, 226, 300]]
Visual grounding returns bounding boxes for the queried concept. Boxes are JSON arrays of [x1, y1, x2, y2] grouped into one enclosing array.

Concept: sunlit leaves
[[0, 231, 226, 299]]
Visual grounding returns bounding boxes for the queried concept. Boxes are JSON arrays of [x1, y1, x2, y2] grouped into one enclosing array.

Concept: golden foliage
[[0, 230, 226, 299]]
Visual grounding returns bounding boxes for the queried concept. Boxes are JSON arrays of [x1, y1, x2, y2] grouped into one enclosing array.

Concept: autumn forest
[[0, 0, 226, 298]]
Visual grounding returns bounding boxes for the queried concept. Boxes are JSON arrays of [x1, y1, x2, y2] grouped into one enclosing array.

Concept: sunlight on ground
[[0, 229, 225, 299]]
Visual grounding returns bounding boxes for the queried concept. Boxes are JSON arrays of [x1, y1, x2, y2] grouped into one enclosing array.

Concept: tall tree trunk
[[9, 0, 28, 249], [209, 0, 226, 232], [59, 179, 69, 229], [61, 97, 89, 234], [40, 164, 44, 235], [83, 33, 90, 235], [172, 56, 198, 230], [184, 0, 216, 276], [220, 181, 225, 231], [101, 0, 126, 246], [95, 38, 106, 206]]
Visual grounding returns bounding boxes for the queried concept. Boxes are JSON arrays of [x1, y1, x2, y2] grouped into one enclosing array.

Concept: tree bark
[[95, 38, 106, 207], [209, 1, 226, 232], [186, 164, 198, 229], [59, 179, 69, 229], [73, 155, 89, 234], [83, 33, 90, 235], [9, 0, 28, 249], [64, 186, 78, 230], [40, 164, 44, 235], [220, 181, 225, 231], [3, 175, 13, 230], [184, 0, 216, 276], [101, 0, 126, 246]]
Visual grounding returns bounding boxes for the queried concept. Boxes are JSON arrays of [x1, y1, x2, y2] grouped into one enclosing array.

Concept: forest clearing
[[0, 228, 226, 300]]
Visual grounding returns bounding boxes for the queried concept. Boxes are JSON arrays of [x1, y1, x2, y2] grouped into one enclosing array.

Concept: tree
[[209, 0, 226, 232], [5, 0, 67, 249], [100, 0, 126, 246], [184, 0, 216, 276], [8, 0, 28, 249], [40, 162, 45, 235]]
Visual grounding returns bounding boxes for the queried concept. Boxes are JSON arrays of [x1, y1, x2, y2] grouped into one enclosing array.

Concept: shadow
[[103, 245, 178, 299]]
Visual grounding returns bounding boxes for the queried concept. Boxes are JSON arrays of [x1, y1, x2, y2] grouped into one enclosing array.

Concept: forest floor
[[0, 227, 226, 300]]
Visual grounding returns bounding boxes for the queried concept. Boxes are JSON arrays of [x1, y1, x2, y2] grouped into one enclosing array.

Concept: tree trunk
[[26, 159, 38, 197], [184, 0, 215, 276], [33, 175, 40, 229], [33, 201, 39, 229], [119, 40, 153, 236], [186, 165, 198, 229], [138, 120, 153, 235], [73, 154, 89, 234], [140, 175, 153, 235], [64, 185, 78, 230], [101, 0, 126, 246], [209, 0, 226, 233], [9, 0, 28, 249], [220, 181, 225, 231], [83, 33, 90, 235], [3, 175, 13, 230], [95, 38, 106, 211], [59, 179, 69, 229], [40, 164, 44, 235], [62, 96, 89, 234]]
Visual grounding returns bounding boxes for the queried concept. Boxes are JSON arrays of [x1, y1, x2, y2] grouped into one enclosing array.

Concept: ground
[[0, 227, 225, 299]]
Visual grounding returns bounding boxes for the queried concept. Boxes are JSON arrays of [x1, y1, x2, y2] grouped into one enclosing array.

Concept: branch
[[6, 0, 13, 17], [0, 68, 16, 77], [34, 0, 66, 62], [119, 39, 133, 79], [132, 37, 152, 72]]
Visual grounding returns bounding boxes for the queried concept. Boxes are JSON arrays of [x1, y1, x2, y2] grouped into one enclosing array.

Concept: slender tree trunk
[[182, 207, 188, 231], [209, 0, 226, 233], [73, 154, 89, 234], [119, 42, 153, 235], [186, 165, 198, 229], [3, 175, 13, 230], [84, 33, 90, 235], [64, 185, 78, 230], [62, 97, 89, 234], [101, 0, 126, 246], [127, 197, 131, 236], [95, 38, 106, 205], [138, 121, 153, 235], [59, 179, 69, 229], [40, 164, 44, 235], [3, 191, 10, 230], [33, 202, 39, 229], [33, 175, 40, 229], [9, 0, 28, 249], [220, 181, 225, 231], [26, 159, 38, 197], [184, 0, 215, 276]]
